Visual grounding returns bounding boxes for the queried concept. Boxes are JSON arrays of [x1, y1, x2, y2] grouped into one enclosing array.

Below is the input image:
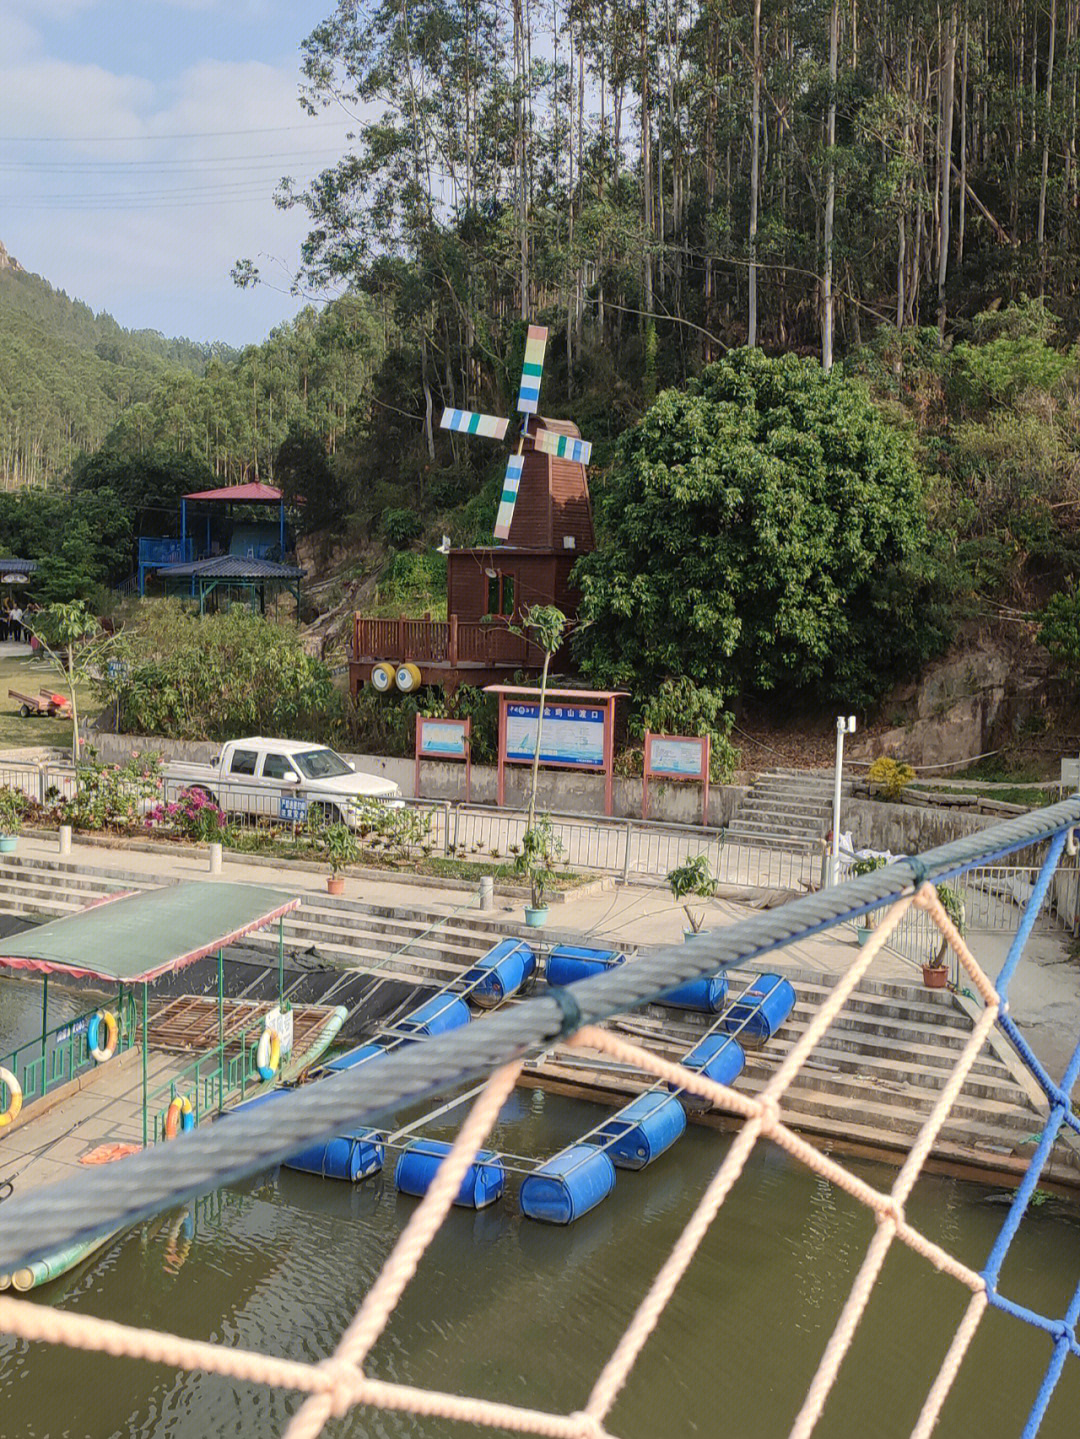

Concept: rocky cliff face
[[0, 241, 23, 273]]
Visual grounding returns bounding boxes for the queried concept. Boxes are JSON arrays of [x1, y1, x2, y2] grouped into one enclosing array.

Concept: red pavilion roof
[[182, 482, 284, 503]]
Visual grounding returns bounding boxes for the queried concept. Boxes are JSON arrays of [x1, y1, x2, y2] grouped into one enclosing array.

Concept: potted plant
[[0, 787, 26, 853], [315, 821, 360, 895], [924, 882, 965, 988], [666, 854, 717, 938], [850, 855, 889, 943], [513, 814, 564, 926]]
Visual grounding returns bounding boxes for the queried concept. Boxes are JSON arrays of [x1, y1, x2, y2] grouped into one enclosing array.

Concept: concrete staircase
[[0, 854, 511, 989], [0, 851, 1071, 1183], [726, 768, 849, 850], [553, 968, 1074, 1181]]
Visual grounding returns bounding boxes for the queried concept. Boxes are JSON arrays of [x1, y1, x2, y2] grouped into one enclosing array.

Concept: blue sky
[[1, 1, 357, 345]]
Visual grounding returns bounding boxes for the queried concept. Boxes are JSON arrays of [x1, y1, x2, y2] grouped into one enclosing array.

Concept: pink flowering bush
[[58, 751, 164, 832], [146, 786, 225, 842]]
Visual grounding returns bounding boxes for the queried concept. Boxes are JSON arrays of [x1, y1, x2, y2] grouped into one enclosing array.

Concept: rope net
[[1, 828, 1079, 1437]]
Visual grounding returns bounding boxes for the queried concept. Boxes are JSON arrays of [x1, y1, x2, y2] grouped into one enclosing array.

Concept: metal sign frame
[[643, 731, 711, 826]]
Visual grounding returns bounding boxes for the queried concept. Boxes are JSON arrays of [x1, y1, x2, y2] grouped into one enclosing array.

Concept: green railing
[[148, 1006, 280, 1144], [0, 990, 137, 1115]]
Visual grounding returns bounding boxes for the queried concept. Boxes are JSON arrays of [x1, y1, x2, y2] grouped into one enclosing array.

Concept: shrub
[[635, 679, 740, 782], [146, 786, 225, 842], [381, 507, 422, 546], [1039, 588, 1080, 686], [101, 603, 341, 742], [867, 756, 916, 801], [59, 751, 164, 831]]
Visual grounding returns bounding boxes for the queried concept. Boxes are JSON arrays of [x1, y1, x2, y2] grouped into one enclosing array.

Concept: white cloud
[[1, 50, 357, 342]]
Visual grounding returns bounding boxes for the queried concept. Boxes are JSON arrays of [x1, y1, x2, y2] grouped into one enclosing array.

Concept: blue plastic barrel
[[395, 994, 472, 1040], [595, 1092, 687, 1170], [284, 1127, 385, 1182], [519, 1144, 617, 1224], [720, 974, 797, 1046], [674, 1033, 746, 1110], [321, 1042, 385, 1074], [227, 1088, 292, 1117], [394, 1139, 505, 1209], [546, 946, 625, 988], [659, 974, 729, 1013], [461, 938, 537, 1008]]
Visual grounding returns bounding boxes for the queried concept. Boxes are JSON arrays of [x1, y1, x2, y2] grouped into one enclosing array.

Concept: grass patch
[[950, 756, 1053, 784], [0, 649, 97, 753]]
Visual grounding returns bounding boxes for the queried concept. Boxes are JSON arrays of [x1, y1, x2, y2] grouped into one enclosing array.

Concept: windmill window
[[487, 572, 515, 616]]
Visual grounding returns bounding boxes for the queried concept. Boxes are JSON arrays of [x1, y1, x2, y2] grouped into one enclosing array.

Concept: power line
[[0, 122, 348, 144], [0, 152, 342, 173]]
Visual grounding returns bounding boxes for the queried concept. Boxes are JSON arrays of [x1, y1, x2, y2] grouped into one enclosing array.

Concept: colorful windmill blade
[[531, 428, 593, 466], [440, 408, 509, 440], [493, 454, 525, 541], [515, 325, 549, 415]]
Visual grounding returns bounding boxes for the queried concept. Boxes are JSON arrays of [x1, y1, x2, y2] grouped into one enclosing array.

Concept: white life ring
[[0, 1067, 22, 1129], [88, 1010, 119, 1063], [256, 1028, 281, 1083]]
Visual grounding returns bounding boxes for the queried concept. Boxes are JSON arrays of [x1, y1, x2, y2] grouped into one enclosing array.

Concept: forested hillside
[[6, 0, 1080, 686]]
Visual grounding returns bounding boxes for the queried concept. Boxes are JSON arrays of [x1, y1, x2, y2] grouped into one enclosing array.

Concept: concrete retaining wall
[[844, 797, 999, 854], [90, 731, 748, 828]]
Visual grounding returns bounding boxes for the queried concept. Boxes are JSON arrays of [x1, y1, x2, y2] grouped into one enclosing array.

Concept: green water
[[1, 1083, 1079, 1439]]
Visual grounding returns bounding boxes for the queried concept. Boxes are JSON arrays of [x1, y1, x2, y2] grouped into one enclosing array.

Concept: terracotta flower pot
[[922, 963, 948, 989], [327, 875, 345, 896]]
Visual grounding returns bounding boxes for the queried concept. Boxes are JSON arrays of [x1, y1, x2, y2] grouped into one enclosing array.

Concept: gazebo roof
[[0, 882, 302, 983], [0, 558, 37, 576], [182, 482, 285, 503], [158, 556, 305, 581]]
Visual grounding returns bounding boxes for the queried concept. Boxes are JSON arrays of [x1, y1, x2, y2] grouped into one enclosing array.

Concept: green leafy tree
[[27, 600, 123, 765], [573, 349, 946, 708]]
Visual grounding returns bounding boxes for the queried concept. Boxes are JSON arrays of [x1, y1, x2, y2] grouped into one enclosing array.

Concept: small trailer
[[8, 687, 71, 718]]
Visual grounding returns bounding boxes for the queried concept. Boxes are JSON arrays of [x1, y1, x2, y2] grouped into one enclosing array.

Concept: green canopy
[[0, 882, 302, 983]]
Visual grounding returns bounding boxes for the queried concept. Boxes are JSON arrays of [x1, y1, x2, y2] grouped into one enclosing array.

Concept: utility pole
[[829, 715, 857, 885]]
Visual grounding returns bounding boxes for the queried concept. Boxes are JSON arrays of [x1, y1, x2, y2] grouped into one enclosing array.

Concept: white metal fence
[[0, 760, 1074, 945]]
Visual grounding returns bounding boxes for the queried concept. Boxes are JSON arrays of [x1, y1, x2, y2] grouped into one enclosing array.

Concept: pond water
[[1, 1081, 1078, 1439]]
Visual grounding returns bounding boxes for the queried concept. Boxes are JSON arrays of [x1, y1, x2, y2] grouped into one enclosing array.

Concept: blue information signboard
[[505, 702, 606, 768], [419, 720, 469, 759], [280, 795, 309, 823]]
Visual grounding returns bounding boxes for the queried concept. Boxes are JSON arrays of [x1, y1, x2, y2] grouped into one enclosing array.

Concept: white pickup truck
[[165, 737, 402, 827]]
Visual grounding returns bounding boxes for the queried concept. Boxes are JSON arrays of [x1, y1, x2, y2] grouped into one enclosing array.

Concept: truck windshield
[[294, 748, 352, 780]]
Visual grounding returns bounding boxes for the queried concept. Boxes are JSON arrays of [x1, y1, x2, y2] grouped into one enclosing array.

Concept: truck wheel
[[308, 801, 339, 828]]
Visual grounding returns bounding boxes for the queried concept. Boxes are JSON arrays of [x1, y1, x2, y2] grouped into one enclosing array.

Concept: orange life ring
[[164, 1095, 193, 1139]]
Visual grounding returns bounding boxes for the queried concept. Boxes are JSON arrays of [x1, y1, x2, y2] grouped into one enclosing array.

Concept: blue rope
[[995, 830, 1067, 1001]]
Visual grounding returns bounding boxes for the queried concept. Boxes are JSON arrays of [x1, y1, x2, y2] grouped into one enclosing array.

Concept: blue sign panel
[[649, 737, 707, 779], [419, 721, 468, 759], [505, 703, 606, 768], [280, 795, 309, 822]]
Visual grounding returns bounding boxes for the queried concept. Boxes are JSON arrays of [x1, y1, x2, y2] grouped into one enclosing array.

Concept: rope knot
[[756, 1096, 782, 1134], [569, 1410, 608, 1439], [876, 1197, 904, 1232], [317, 1355, 361, 1417]]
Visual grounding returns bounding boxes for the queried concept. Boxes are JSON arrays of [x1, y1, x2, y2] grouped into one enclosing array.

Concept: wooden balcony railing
[[354, 615, 545, 668]]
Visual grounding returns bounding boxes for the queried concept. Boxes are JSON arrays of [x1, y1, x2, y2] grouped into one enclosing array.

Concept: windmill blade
[[532, 428, 592, 466], [493, 454, 525, 541], [440, 408, 509, 440], [515, 325, 549, 415]]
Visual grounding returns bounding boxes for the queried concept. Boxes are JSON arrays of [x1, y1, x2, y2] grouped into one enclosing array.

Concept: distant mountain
[[0, 243, 239, 487]]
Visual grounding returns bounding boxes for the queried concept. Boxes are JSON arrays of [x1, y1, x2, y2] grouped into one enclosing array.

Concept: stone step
[[734, 1070, 1041, 1145], [737, 800, 833, 821]]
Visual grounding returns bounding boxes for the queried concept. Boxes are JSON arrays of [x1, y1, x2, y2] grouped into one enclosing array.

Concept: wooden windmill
[[349, 324, 597, 695], [440, 325, 595, 550]]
